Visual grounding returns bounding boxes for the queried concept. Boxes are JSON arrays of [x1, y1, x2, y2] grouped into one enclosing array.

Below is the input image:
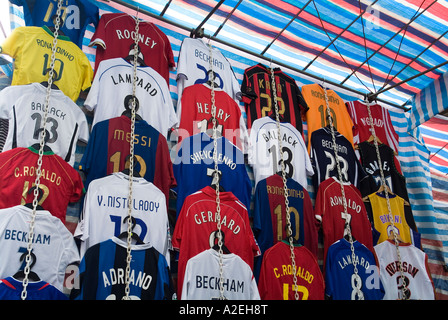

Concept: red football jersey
[[315, 177, 374, 264], [177, 83, 248, 152], [172, 186, 261, 298], [0, 147, 84, 224], [89, 12, 175, 85], [346, 100, 399, 153], [258, 241, 325, 300]]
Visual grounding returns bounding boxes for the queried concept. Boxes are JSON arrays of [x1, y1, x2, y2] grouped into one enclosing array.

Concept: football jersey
[[181, 249, 260, 300], [84, 57, 177, 134], [374, 240, 435, 300], [10, 0, 99, 48], [172, 132, 251, 218], [0, 277, 68, 300], [248, 116, 313, 188], [315, 177, 374, 262], [241, 63, 308, 131], [0, 82, 89, 166], [177, 83, 248, 152], [367, 192, 412, 245], [0, 26, 93, 102], [346, 100, 399, 154], [79, 115, 175, 205], [257, 241, 324, 300], [252, 174, 319, 279], [310, 126, 368, 191], [0, 147, 84, 224], [89, 12, 175, 85], [176, 37, 241, 119], [172, 186, 261, 296], [0, 205, 80, 292], [70, 237, 173, 300], [325, 239, 385, 300], [74, 172, 170, 262], [301, 83, 354, 154]]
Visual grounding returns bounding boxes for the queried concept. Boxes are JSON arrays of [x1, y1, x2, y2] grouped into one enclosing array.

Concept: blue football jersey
[[10, 0, 99, 48], [70, 237, 173, 300], [0, 277, 68, 300], [325, 238, 385, 300], [310, 127, 368, 191], [172, 132, 252, 218]]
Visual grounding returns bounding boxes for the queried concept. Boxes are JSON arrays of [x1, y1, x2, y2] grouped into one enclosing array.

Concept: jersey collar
[[42, 26, 71, 42]]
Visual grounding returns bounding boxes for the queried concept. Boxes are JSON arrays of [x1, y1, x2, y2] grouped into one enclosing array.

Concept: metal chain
[[365, 101, 408, 300], [323, 86, 363, 300], [20, 0, 63, 301], [269, 67, 299, 300], [122, 14, 140, 301], [208, 41, 226, 300]]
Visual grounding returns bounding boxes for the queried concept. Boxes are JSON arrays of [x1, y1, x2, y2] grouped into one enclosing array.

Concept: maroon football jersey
[[89, 12, 175, 85], [315, 177, 374, 264], [258, 241, 325, 300], [0, 147, 84, 224]]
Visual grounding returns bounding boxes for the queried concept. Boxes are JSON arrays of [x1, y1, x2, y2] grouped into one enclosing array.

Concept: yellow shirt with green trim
[[0, 26, 93, 102]]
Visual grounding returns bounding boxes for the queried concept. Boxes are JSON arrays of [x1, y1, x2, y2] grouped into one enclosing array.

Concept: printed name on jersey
[[4, 229, 51, 245], [194, 275, 245, 293], [272, 263, 315, 285], [102, 268, 153, 290], [110, 73, 158, 96], [96, 195, 160, 212], [193, 210, 242, 235], [115, 29, 158, 48]]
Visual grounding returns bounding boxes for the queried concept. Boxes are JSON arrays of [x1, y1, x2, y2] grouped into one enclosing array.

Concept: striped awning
[[113, 0, 448, 115]]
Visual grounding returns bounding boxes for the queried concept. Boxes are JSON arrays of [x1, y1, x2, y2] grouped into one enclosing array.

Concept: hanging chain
[[365, 101, 408, 300], [269, 68, 299, 300], [20, 0, 63, 301], [208, 42, 226, 300], [323, 87, 363, 300], [122, 14, 140, 301]]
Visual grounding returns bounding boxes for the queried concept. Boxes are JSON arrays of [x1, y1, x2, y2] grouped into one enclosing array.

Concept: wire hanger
[[13, 251, 40, 282], [118, 216, 144, 245]]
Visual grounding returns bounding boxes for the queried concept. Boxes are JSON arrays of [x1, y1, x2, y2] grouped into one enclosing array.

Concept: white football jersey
[[0, 83, 89, 165], [176, 37, 241, 120], [374, 240, 435, 300], [181, 249, 260, 300], [248, 116, 313, 188], [84, 57, 177, 137], [0, 205, 80, 292], [75, 172, 171, 265]]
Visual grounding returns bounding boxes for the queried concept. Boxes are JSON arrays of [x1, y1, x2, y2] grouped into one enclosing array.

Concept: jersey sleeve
[[83, 60, 103, 111], [88, 14, 108, 49], [0, 27, 23, 58], [240, 71, 258, 105]]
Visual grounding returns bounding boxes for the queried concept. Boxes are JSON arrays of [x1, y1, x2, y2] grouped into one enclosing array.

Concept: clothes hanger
[[30, 129, 53, 153], [362, 183, 410, 206], [124, 44, 147, 67], [118, 216, 144, 245], [122, 155, 142, 178], [211, 230, 230, 254], [13, 251, 40, 282], [23, 186, 45, 211], [210, 169, 225, 192], [47, 15, 65, 36], [121, 95, 143, 121]]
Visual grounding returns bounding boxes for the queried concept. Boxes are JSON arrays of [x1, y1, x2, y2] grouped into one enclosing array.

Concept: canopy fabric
[[3, 0, 448, 298]]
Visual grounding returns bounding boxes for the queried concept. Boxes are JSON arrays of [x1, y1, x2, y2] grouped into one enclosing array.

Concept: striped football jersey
[[70, 237, 173, 300], [241, 63, 308, 131], [0, 277, 68, 300]]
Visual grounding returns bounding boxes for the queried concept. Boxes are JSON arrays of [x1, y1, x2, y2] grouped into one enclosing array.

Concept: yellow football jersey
[[301, 83, 354, 154], [368, 192, 412, 244], [0, 26, 93, 102]]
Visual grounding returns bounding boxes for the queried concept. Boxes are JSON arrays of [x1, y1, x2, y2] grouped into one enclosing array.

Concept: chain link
[[122, 13, 141, 301], [365, 101, 408, 300], [20, 0, 64, 301], [322, 86, 363, 300], [207, 41, 226, 300], [269, 67, 300, 300]]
